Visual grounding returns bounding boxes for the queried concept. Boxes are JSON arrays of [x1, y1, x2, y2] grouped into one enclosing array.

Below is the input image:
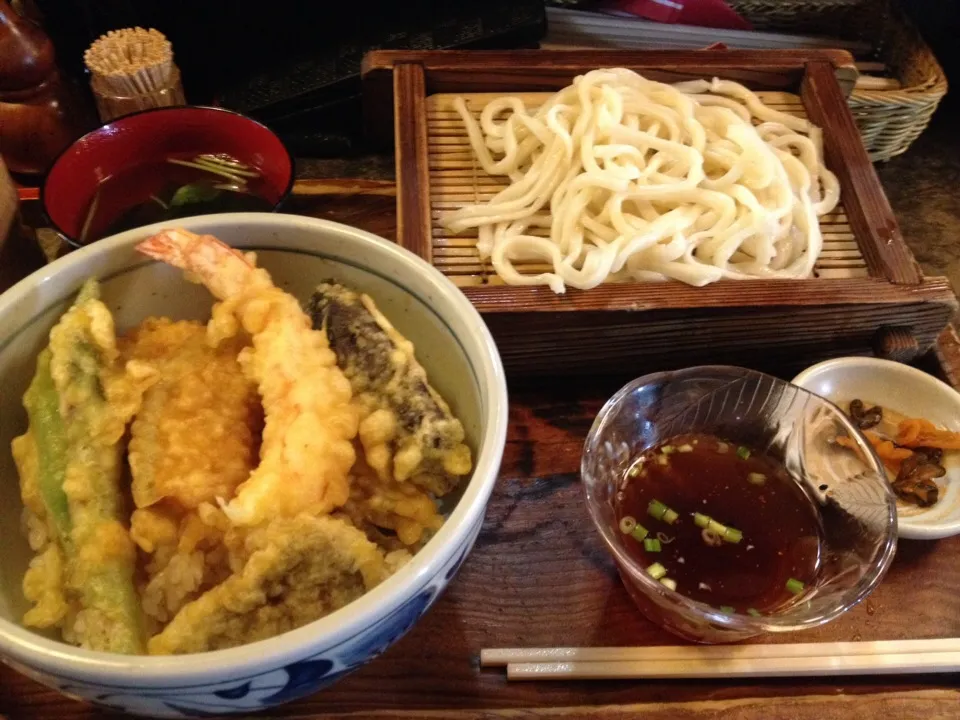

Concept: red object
[[42, 105, 294, 244], [599, 0, 752, 30]]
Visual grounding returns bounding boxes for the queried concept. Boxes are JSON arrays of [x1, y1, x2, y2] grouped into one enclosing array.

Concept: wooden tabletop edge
[[302, 688, 960, 718], [360, 48, 857, 74]]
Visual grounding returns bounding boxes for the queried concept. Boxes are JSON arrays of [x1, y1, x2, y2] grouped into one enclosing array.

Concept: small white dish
[[793, 357, 960, 540]]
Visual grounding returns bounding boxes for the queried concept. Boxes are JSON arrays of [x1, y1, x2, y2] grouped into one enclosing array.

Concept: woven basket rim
[[851, 3, 946, 101]]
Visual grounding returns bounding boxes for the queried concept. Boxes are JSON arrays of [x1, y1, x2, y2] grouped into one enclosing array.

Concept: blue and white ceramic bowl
[[0, 214, 508, 717]]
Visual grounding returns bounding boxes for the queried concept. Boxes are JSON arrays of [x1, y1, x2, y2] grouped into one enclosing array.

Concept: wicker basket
[[728, 0, 947, 160]]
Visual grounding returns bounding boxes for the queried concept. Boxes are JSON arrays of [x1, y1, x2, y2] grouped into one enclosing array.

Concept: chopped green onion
[[707, 519, 729, 536], [647, 562, 667, 580], [659, 578, 677, 591], [662, 508, 679, 525], [196, 153, 259, 175], [786, 578, 805, 595], [648, 499, 668, 521], [630, 523, 649, 542], [619, 516, 637, 535], [661, 445, 676, 455], [723, 527, 743, 544], [166, 157, 250, 185], [678, 443, 694, 453], [657, 455, 669, 466], [719, 605, 735, 614], [628, 465, 640, 478], [747, 472, 766, 485], [737, 446, 751, 459], [644, 538, 661, 552], [747, 608, 762, 617], [698, 516, 742, 543]]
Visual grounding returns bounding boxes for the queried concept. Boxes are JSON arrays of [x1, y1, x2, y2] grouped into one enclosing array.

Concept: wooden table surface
[[2, 181, 959, 720]]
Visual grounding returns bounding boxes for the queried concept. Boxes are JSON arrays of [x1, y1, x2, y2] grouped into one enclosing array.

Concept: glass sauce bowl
[[582, 366, 897, 643]]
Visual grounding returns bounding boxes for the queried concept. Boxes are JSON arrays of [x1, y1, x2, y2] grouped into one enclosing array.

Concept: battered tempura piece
[[345, 449, 444, 548], [11, 279, 155, 654], [122, 318, 261, 510], [120, 318, 261, 626], [148, 514, 407, 654], [136, 230, 360, 526], [307, 282, 472, 496]]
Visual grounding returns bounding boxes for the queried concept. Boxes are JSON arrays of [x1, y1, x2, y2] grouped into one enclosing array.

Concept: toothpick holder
[[90, 64, 185, 122]]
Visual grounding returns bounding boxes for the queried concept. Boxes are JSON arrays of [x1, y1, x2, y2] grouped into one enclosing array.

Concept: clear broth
[[80, 155, 276, 244]]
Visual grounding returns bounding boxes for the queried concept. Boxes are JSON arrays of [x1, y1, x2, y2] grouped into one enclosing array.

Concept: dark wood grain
[[283, 180, 398, 242], [874, 325, 922, 363], [363, 50, 854, 118], [459, 277, 955, 313], [3, 182, 960, 720], [392, 63, 433, 263], [481, 301, 953, 377], [801, 61, 923, 285], [363, 48, 857, 72], [363, 49, 856, 148]]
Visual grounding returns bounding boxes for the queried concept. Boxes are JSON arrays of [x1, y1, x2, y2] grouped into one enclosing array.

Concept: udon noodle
[[442, 68, 840, 292]]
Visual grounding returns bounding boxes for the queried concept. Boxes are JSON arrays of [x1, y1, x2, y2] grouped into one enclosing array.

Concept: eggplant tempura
[[11, 229, 472, 654], [308, 282, 473, 546]]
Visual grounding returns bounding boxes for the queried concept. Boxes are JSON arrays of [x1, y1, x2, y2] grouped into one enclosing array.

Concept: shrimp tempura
[[136, 229, 359, 526]]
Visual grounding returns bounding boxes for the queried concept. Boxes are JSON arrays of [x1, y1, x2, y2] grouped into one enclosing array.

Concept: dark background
[[25, 0, 960, 149], [30, 0, 546, 155], [904, 0, 959, 107]]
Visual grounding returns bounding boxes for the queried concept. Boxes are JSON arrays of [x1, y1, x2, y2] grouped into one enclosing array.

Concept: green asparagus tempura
[[21, 348, 71, 544], [15, 279, 146, 654]]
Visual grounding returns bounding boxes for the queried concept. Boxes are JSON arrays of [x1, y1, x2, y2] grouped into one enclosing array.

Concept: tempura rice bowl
[[0, 214, 508, 717]]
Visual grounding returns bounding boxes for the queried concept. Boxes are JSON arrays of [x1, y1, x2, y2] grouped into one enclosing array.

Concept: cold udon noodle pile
[[442, 68, 841, 292]]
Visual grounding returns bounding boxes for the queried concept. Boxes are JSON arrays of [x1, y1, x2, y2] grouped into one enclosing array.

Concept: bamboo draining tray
[[362, 50, 957, 376], [428, 92, 863, 284]]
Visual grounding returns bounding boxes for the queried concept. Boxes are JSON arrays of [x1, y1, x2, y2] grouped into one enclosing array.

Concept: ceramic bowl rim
[[793, 356, 960, 540], [0, 212, 508, 685]]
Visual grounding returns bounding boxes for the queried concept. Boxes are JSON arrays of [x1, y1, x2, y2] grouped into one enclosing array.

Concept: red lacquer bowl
[[41, 106, 294, 246]]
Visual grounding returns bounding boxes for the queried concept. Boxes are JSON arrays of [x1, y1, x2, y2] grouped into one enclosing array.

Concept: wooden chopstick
[[481, 638, 960, 667], [483, 640, 960, 681], [505, 651, 960, 681]]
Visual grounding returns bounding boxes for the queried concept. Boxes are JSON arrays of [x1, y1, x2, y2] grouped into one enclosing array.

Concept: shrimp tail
[[136, 229, 255, 300]]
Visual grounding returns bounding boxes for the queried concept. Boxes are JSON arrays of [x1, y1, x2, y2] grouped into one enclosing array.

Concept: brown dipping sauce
[[615, 433, 823, 614]]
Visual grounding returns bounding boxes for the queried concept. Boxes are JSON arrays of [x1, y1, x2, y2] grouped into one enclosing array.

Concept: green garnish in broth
[[616, 432, 822, 615], [647, 562, 667, 580]]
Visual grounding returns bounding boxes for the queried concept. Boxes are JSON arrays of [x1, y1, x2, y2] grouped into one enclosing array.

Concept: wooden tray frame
[[362, 50, 957, 376]]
